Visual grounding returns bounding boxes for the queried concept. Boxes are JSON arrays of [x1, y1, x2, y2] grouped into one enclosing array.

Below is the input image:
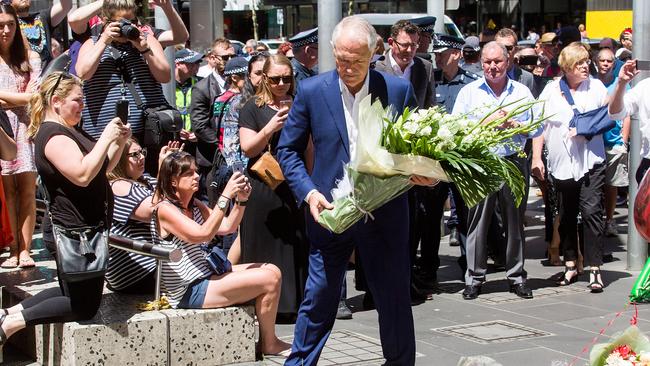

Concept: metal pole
[[427, 0, 445, 34], [628, 0, 650, 270], [155, 6, 175, 106], [155, 259, 162, 308], [214, 0, 225, 39], [317, 0, 341, 73]]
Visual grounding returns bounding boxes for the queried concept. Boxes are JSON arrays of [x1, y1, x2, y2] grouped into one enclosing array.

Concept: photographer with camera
[[76, 0, 169, 146]]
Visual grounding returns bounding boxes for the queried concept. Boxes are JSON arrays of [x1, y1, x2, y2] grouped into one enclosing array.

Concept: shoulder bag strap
[[107, 45, 146, 109], [211, 93, 238, 162], [559, 77, 580, 115]]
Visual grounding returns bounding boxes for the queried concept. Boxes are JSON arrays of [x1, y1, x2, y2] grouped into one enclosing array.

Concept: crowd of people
[[0, 0, 645, 364]]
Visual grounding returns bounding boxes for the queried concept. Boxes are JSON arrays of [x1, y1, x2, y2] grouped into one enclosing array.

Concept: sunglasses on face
[[216, 54, 235, 62], [504, 45, 515, 52], [266, 75, 292, 85], [127, 148, 147, 159]]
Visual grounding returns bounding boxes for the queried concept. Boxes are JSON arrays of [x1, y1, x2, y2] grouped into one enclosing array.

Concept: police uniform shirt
[[436, 68, 479, 113], [291, 58, 317, 83]]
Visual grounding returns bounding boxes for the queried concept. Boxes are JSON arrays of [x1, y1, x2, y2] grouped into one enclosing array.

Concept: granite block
[[163, 306, 257, 366]]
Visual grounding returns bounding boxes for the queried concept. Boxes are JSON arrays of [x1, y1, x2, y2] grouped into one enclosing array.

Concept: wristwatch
[[217, 196, 230, 211], [236, 199, 248, 207]]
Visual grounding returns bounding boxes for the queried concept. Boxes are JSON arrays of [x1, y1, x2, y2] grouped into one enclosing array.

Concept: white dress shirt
[[388, 51, 414, 81], [304, 74, 370, 203], [610, 77, 650, 158], [452, 77, 540, 157], [196, 65, 227, 90], [536, 77, 607, 181]]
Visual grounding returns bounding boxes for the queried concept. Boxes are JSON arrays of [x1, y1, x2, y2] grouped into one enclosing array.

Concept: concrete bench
[[0, 238, 257, 365]]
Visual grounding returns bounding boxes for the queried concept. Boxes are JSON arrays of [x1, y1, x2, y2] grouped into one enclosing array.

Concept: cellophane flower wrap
[[318, 95, 544, 234], [590, 326, 650, 366]]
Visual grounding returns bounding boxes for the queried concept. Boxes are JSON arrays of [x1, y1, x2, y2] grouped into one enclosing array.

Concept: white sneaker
[[605, 220, 617, 237]]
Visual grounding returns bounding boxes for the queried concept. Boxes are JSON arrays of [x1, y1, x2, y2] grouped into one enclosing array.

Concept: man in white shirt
[[609, 59, 650, 183], [277, 16, 436, 366], [452, 41, 541, 300]]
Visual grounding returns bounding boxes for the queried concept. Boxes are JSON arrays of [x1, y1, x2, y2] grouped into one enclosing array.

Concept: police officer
[[431, 34, 479, 278], [174, 48, 202, 155], [410, 16, 436, 57], [289, 28, 318, 83]]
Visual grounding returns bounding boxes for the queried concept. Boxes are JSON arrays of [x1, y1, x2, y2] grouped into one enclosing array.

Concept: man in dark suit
[[374, 20, 439, 294], [277, 16, 436, 366], [189, 38, 234, 201]]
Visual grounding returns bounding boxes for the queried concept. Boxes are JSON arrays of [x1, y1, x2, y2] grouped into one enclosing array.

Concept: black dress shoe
[[509, 283, 533, 299], [462, 285, 481, 300], [362, 292, 375, 310], [410, 283, 428, 304]]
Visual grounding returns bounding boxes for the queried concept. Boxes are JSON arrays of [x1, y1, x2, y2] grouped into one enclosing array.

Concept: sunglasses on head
[[266, 75, 292, 85], [49, 63, 74, 99]]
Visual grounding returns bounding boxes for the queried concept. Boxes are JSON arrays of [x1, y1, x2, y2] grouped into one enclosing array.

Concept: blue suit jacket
[[277, 69, 417, 242]]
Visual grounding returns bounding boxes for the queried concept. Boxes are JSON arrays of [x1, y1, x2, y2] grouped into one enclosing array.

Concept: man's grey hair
[[481, 41, 509, 62], [245, 39, 257, 49], [331, 16, 378, 52], [597, 47, 615, 61]]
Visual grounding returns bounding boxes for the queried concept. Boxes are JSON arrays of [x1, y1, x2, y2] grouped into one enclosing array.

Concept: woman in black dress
[[0, 72, 130, 345], [239, 54, 307, 317]]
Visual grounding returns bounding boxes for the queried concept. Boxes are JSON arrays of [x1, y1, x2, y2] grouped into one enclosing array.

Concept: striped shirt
[[106, 175, 157, 291], [81, 37, 166, 139], [151, 201, 213, 308]]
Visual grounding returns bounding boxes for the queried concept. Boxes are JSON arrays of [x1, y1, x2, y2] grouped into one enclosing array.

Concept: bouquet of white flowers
[[318, 95, 545, 234]]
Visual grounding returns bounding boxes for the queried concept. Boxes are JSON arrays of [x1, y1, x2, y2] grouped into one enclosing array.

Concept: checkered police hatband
[[291, 35, 318, 48], [224, 66, 248, 76]]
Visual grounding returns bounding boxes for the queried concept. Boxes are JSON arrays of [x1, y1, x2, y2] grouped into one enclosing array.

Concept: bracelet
[[139, 48, 152, 55], [220, 194, 232, 201], [235, 199, 248, 207]]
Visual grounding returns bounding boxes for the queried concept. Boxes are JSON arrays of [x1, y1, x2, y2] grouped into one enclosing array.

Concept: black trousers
[[20, 237, 104, 327], [553, 163, 606, 266]]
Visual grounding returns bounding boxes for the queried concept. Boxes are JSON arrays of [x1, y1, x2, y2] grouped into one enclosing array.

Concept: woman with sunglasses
[[105, 139, 182, 293], [153, 151, 291, 356], [0, 3, 42, 269], [239, 54, 308, 318], [76, 0, 169, 141], [0, 72, 130, 347]]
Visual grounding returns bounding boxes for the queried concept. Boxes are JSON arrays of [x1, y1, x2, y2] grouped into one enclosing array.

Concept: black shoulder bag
[[109, 46, 183, 146]]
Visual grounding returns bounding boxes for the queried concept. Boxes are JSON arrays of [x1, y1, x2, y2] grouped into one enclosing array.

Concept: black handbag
[[559, 77, 616, 140], [51, 223, 109, 282], [201, 244, 232, 275], [109, 46, 182, 146]]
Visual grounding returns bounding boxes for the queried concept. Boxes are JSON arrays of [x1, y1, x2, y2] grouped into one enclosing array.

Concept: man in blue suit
[[277, 16, 437, 366]]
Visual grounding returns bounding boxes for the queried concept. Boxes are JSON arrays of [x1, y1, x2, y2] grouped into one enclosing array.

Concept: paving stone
[[432, 320, 553, 344]]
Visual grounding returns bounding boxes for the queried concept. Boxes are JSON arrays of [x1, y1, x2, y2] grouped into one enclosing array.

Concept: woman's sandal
[[588, 268, 604, 293], [557, 265, 578, 286]]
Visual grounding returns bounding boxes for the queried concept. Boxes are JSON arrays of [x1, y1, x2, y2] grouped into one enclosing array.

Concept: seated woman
[[0, 72, 129, 345], [106, 139, 182, 293], [153, 152, 291, 356]]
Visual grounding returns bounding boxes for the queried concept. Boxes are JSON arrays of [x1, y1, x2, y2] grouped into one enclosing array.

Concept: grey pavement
[[2, 186, 647, 366]]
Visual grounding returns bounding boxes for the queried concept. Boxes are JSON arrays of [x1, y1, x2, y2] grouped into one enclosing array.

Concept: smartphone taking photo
[[115, 99, 129, 124], [637, 60, 650, 71]]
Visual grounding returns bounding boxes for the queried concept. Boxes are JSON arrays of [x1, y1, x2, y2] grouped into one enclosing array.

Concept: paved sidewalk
[[1, 189, 646, 366], [245, 190, 645, 366]]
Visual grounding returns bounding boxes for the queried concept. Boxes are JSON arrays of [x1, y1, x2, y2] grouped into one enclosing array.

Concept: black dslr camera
[[118, 19, 140, 40]]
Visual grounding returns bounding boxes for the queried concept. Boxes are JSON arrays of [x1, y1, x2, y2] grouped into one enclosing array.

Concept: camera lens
[[119, 19, 140, 40]]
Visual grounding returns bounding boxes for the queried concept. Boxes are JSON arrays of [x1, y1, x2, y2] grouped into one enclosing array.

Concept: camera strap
[[107, 45, 146, 110]]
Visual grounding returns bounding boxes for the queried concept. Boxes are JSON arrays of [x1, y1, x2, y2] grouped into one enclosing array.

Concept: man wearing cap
[[537, 32, 560, 77], [415, 33, 479, 284], [374, 19, 437, 297], [461, 36, 483, 77], [290, 28, 319, 83], [191, 38, 236, 200], [175, 48, 203, 136], [410, 16, 436, 53]]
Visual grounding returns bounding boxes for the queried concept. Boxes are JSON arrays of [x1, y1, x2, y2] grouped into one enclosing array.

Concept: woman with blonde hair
[[532, 42, 608, 292], [0, 3, 42, 269], [239, 54, 308, 318], [0, 72, 130, 346]]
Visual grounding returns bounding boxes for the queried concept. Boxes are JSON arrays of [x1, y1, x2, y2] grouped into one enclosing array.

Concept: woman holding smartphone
[[238, 54, 307, 319]]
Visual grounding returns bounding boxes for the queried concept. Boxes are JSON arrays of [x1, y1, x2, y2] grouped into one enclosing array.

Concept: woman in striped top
[[153, 151, 291, 356], [76, 0, 169, 140], [106, 138, 182, 293]]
